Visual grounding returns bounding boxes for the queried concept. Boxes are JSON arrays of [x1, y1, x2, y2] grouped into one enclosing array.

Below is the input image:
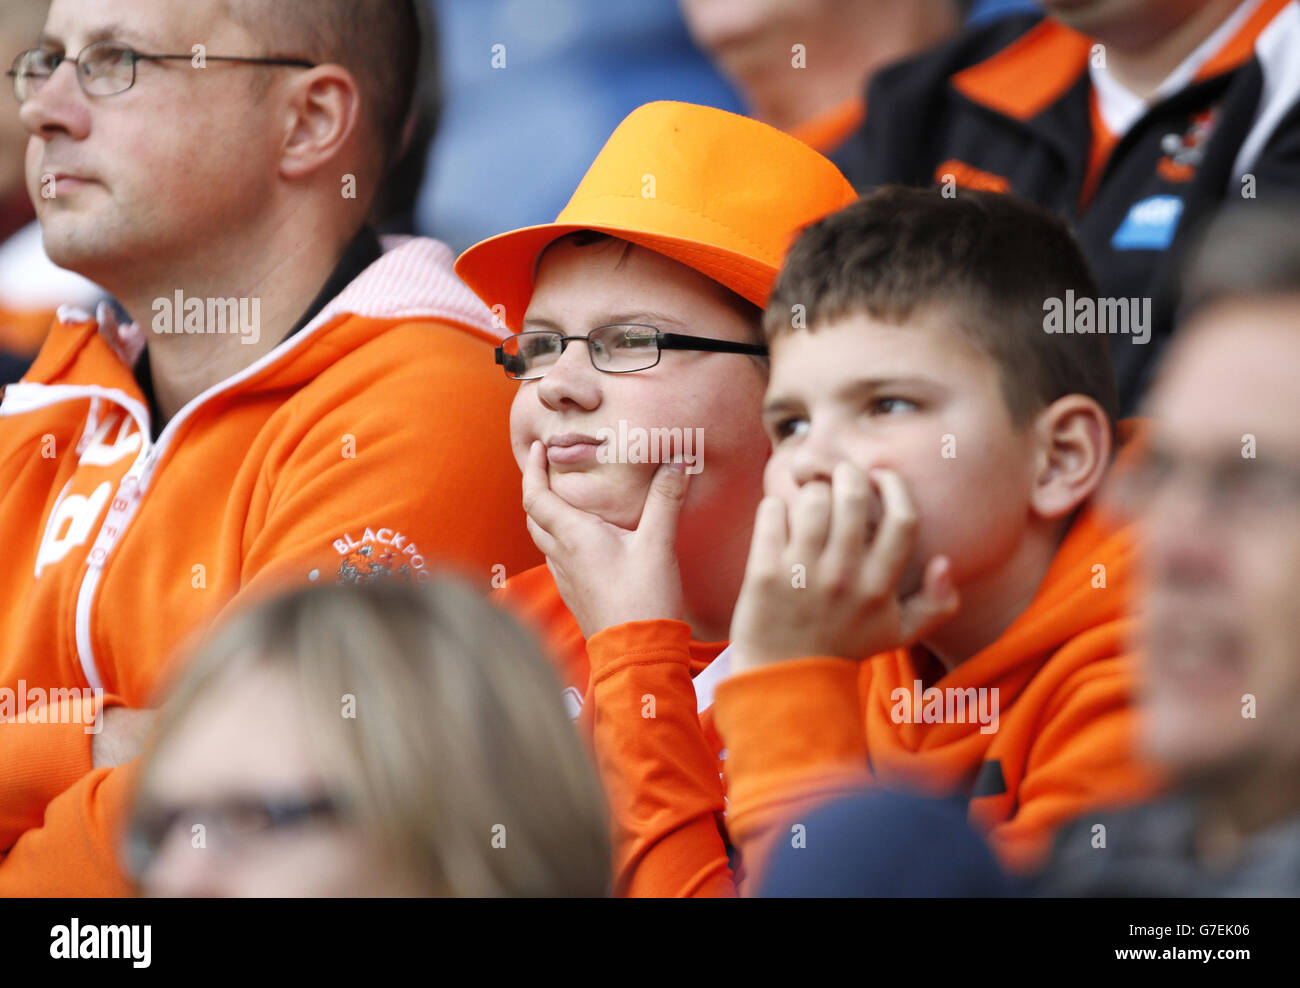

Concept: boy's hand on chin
[[730, 463, 960, 672], [522, 440, 689, 638]]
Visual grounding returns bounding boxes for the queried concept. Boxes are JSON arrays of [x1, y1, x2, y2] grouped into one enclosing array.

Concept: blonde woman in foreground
[[124, 578, 612, 897]]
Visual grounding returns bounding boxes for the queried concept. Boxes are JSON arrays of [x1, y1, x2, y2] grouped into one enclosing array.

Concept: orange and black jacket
[[844, 1, 1300, 410]]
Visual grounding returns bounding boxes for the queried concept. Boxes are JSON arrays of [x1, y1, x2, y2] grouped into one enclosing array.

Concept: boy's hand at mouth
[[522, 440, 690, 638], [730, 462, 960, 672]]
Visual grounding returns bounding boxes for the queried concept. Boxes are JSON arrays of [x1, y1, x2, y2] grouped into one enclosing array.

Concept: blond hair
[[139, 578, 612, 897]]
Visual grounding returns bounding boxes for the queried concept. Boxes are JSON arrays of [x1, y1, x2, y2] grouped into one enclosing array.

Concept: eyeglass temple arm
[[135, 54, 318, 68], [6, 52, 317, 81], [658, 332, 768, 356], [494, 333, 768, 366]]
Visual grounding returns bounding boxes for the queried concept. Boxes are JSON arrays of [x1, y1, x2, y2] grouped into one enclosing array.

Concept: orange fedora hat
[[454, 101, 858, 330]]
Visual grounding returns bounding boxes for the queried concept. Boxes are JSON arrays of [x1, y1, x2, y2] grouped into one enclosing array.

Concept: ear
[[1028, 394, 1112, 520], [277, 65, 363, 182]]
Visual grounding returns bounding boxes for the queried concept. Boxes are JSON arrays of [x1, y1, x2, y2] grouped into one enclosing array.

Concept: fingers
[[745, 495, 790, 578], [525, 514, 557, 558], [823, 461, 872, 583], [860, 468, 917, 595], [636, 460, 691, 542], [521, 440, 577, 537], [788, 480, 832, 565], [898, 554, 961, 644]]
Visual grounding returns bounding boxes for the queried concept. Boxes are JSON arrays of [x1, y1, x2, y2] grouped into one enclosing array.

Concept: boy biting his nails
[[718, 186, 1161, 882]]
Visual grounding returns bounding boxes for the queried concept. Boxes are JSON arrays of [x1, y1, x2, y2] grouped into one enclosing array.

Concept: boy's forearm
[[0, 692, 120, 850], [0, 760, 141, 897], [586, 620, 734, 897], [618, 816, 737, 898], [713, 657, 873, 881]]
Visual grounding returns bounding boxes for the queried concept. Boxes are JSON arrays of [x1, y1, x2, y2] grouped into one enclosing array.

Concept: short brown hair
[[224, 0, 423, 179], [766, 186, 1118, 425]]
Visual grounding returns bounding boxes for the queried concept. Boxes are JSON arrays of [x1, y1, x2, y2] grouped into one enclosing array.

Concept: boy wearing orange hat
[[464, 107, 1156, 897], [457, 100, 857, 897]]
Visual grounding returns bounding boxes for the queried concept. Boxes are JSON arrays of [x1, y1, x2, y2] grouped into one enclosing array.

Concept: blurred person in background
[[678, 0, 961, 170], [967, 0, 1044, 23], [127, 579, 611, 897], [1040, 202, 1300, 896], [417, 0, 744, 251], [368, 0, 441, 235], [843, 0, 1300, 414], [0, 0, 100, 383]]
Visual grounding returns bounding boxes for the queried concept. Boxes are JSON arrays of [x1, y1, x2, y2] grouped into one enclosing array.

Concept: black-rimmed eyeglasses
[[496, 323, 768, 380], [8, 40, 317, 104]]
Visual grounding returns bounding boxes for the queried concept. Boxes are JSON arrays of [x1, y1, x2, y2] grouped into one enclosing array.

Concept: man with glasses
[[0, 0, 538, 895], [1040, 203, 1300, 896]]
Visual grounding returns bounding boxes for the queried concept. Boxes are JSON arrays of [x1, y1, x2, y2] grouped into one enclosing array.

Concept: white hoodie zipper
[[4, 332, 342, 690], [63, 327, 333, 691]]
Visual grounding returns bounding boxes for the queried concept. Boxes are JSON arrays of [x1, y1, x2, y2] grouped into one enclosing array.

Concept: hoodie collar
[[10, 234, 504, 427]]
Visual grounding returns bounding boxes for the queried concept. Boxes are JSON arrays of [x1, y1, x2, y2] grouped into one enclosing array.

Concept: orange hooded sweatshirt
[[0, 236, 541, 896], [496, 482, 1159, 896]]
